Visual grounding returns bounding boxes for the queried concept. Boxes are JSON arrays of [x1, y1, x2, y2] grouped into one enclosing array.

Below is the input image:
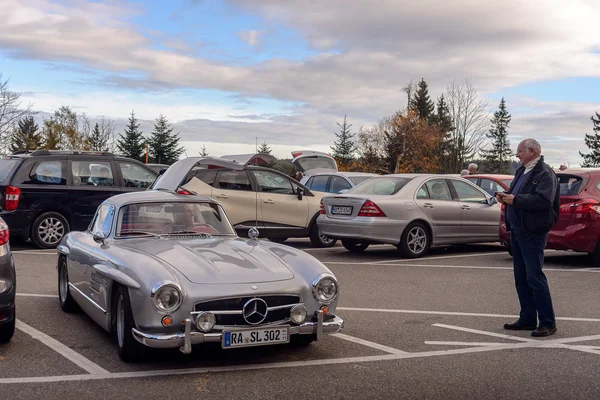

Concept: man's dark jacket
[[505, 156, 560, 233]]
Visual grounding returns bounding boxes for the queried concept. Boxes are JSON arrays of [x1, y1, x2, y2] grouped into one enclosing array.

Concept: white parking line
[[374, 252, 505, 264], [432, 323, 535, 342], [16, 293, 58, 298], [326, 262, 600, 274], [337, 307, 600, 322], [332, 333, 407, 354], [425, 341, 510, 346], [15, 319, 109, 374], [12, 250, 56, 255]]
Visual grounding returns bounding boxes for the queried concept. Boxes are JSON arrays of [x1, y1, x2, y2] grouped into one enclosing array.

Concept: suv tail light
[[358, 200, 386, 217], [177, 189, 192, 195], [319, 199, 326, 214], [0, 219, 9, 246], [4, 186, 21, 211]]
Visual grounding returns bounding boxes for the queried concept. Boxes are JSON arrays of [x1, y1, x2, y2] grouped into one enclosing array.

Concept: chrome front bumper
[[131, 311, 344, 354]]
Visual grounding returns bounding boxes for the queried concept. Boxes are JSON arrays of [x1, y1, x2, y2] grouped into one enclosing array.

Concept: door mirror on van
[[296, 187, 304, 200]]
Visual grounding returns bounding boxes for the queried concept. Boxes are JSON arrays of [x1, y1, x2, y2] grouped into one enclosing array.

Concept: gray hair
[[523, 138, 542, 155], [468, 163, 478, 170], [460, 169, 469, 175]]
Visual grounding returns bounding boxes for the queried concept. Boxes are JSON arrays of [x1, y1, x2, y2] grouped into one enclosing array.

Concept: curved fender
[[57, 244, 70, 256], [92, 264, 141, 289]]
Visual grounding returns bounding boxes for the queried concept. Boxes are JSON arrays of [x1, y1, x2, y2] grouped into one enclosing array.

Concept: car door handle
[[263, 199, 275, 204], [461, 205, 471, 210], [215, 194, 228, 199], [423, 203, 434, 208]]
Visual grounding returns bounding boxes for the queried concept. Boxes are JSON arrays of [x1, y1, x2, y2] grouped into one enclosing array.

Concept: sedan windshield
[[347, 177, 412, 195], [116, 202, 236, 237]]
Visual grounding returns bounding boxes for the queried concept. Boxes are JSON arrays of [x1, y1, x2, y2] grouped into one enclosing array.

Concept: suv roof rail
[[27, 150, 116, 157]]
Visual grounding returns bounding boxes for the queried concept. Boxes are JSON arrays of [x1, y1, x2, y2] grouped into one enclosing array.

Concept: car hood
[[118, 237, 295, 284]]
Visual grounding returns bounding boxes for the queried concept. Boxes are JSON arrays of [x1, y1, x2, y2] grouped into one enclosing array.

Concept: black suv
[[0, 150, 158, 248]]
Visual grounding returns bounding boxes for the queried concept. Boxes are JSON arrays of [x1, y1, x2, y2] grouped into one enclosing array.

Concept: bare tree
[[99, 117, 116, 152], [0, 74, 31, 153], [444, 80, 490, 172]]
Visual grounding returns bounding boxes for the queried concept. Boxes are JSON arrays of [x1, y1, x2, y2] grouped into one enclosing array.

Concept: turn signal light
[[161, 316, 173, 327], [320, 305, 329, 314], [358, 200, 386, 217]]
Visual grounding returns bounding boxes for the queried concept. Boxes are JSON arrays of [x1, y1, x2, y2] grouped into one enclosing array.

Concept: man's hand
[[500, 193, 515, 205]]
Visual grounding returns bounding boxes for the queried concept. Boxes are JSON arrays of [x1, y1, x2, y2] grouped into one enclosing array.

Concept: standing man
[[468, 163, 478, 175], [496, 139, 560, 337]]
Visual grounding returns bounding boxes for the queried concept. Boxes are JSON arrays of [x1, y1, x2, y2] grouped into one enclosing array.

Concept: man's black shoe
[[503, 321, 537, 330], [531, 326, 557, 337]]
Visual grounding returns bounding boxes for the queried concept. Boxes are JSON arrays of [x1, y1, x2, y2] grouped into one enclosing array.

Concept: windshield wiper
[[119, 230, 163, 238], [168, 230, 213, 238]]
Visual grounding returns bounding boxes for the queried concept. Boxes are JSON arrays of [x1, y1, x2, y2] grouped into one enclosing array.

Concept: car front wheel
[[114, 286, 144, 362], [398, 222, 430, 258], [58, 257, 78, 313]]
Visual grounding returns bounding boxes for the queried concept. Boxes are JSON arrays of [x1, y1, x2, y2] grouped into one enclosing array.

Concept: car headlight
[[195, 312, 216, 332], [312, 274, 338, 304], [151, 283, 182, 313], [290, 304, 308, 324]]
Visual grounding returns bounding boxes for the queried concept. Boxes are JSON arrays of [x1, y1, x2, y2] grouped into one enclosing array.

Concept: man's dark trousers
[[510, 228, 556, 328]]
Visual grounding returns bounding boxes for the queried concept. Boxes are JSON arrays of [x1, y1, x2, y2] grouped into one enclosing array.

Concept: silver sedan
[[317, 174, 501, 258]]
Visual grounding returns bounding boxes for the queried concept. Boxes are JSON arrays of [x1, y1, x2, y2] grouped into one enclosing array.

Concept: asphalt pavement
[[3, 239, 600, 399]]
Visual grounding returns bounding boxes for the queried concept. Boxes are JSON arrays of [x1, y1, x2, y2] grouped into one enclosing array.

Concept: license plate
[[331, 206, 353, 215], [222, 326, 290, 349]]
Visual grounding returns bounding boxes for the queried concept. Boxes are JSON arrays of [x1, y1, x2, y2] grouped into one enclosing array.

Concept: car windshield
[[347, 177, 412, 195], [348, 175, 375, 185], [0, 159, 19, 185], [116, 201, 236, 237]]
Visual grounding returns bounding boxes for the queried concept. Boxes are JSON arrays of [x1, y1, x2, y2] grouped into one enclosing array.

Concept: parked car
[[318, 174, 500, 257], [152, 155, 337, 247], [0, 216, 15, 343], [0, 150, 158, 249], [290, 150, 338, 185], [499, 168, 600, 265], [304, 172, 378, 194], [56, 190, 343, 361], [145, 163, 170, 173], [463, 174, 514, 196]]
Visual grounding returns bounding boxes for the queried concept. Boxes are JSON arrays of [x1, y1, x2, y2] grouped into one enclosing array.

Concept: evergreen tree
[[199, 144, 208, 156], [116, 110, 145, 161], [330, 115, 356, 167], [480, 98, 512, 173], [434, 95, 453, 133], [87, 122, 111, 151], [410, 78, 435, 121], [10, 115, 42, 153], [148, 114, 184, 164], [580, 112, 600, 167], [434, 95, 455, 174], [258, 141, 272, 155]]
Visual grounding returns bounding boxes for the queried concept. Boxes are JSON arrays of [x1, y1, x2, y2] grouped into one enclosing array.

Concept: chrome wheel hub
[[407, 227, 427, 254], [38, 218, 65, 245]]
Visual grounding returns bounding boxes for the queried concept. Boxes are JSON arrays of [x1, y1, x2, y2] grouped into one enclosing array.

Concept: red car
[[463, 174, 514, 196], [499, 168, 600, 265]]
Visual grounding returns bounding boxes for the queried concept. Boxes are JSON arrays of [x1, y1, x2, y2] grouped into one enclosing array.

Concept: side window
[[90, 205, 115, 236], [252, 170, 295, 195], [29, 161, 66, 185], [119, 162, 156, 189], [480, 178, 503, 195], [310, 176, 330, 192], [305, 177, 314, 189], [215, 171, 252, 191], [199, 170, 218, 185], [330, 176, 351, 193], [424, 179, 452, 201], [417, 186, 429, 199], [451, 180, 487, 203], [72, 161, 114, 187]]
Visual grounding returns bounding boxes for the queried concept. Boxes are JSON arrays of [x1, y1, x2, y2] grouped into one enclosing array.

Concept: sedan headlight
[[312, 274, 338, 304], [151, 283, 182, 313]]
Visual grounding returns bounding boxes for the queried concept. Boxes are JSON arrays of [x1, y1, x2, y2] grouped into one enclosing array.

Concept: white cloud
[[238, 30, 261, 47]]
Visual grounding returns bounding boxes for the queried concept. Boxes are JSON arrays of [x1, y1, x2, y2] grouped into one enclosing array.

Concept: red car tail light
[[319, 199, 326, 214], [0, 219, 9, 245], [4, 185, 21, 211], [570, 199, 600, 215], [358, 200, 386, 217], [292, 152, 303, 158], [177, 189, 192, 195]]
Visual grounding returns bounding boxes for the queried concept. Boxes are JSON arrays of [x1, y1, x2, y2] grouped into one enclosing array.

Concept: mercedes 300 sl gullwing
[[56, 190, 343, 361]]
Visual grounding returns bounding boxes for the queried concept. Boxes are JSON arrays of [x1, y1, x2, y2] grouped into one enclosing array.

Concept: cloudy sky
[[1, 0, 599, 166]]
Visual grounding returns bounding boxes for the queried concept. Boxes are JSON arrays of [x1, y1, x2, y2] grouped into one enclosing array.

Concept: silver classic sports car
[[56, 190, 343, 362]]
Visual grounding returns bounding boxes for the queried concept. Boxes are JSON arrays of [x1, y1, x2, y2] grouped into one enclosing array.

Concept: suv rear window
[[348, 177, 412, 195], [0, 159, 20, 185], [557, 174, 586, 195]]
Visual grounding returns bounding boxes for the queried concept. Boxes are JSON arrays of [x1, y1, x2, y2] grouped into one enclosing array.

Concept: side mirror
[[296, 187, 304, 200], [93, 231, 107, 244], [248, 227, 259, 240], [487, 196, 496, 206]]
